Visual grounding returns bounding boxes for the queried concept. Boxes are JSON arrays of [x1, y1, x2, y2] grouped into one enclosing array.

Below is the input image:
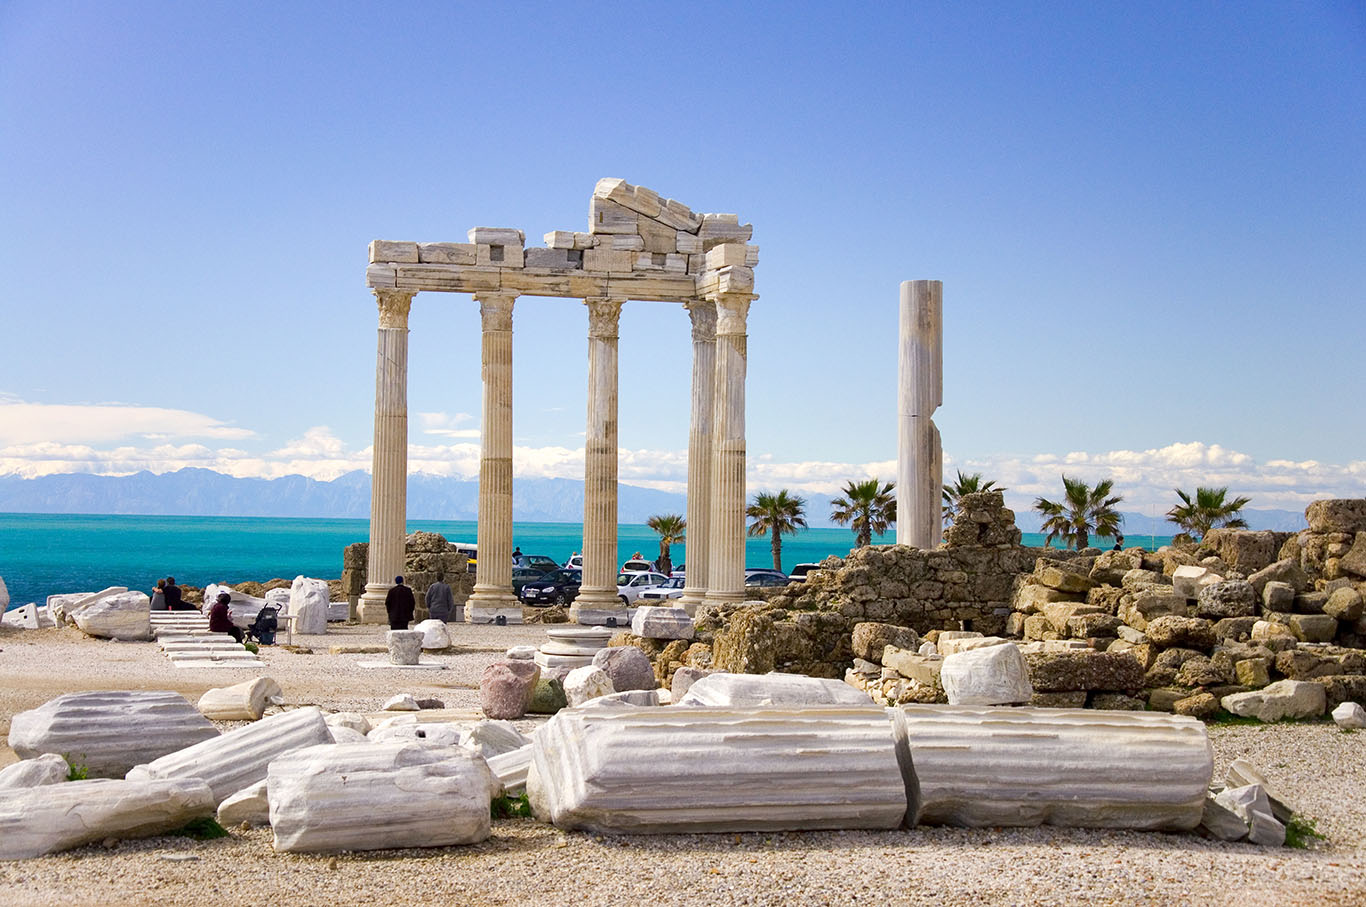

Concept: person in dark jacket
[[385, 576, 416, 630], [208, 592, 244, 643], [425, 573, 455, 622], [163, 577, 193, 611]]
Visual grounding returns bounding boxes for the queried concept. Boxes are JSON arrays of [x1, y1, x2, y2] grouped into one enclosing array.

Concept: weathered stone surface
[[460, 720, 530, 759], [1195, 580, 1257, 619], [940, 643, 1032, 706], [1249, 559, 1309, 598], [1087, 692, 1146, 710], [9, 691, 218, 778], [580, 689, 661, 708], [1212, 616, 1259, 641], [329, 726, 369, 744], [563, 666, 615, 707], [1172, 565, 1220, 600], [851, 622, 919, 662], [387, 630, 424, 665], [528, 706, 907, 833], [1203, 529, 1281, 574], [1325, 587, 1364, 622], [1235, 657, 1272, 687], [1215, 783, 1285, 846], [1225, 758, 1294, 823], [676, 672, 874, 707], [1307, 499, 1366, 534], [480, 660, 540, 720], [1121, 590, 1187, 630], [593, 646, 657, 693], [126, 706, 332, 804], [414, 618, 452, 649], [528, 677, 567, 714], [1145, 616, 1217, 650], [1333, 701, 1366, 729], [288, 576, 329, 635], [0, 778, 215, 860], [1023, 651, 1145, 692], [1341, 533, 1366, 578], [0, 753, 69, 790], [488, 744, 532, 795], [883, 647, 945, 687], [216, 780, 269, 826], [1287, 613, 1338, 643], [630, 606, 695, 641], [71, 590, 151, 640], [269, 742, 495, 853], [1030, 691, 1087, 708], [896, 705, 1212, 830], [1173, 692, 1220, 719], [1200, 793, 1249, 841], [382, 693, 419, 711], [1175, 655, 1227, 688], [1221, 680, 1327, 721], [1315, 675, 1366, 711], [197, 677, 283, 721], [1035, 562, 1095, 594], [1262, 581, 1296, 610], [368, 722, 463, 747], [324, 712, 371, 735]]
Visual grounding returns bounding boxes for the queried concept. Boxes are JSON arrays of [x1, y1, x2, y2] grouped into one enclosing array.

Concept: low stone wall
[[341, 532, 473, 619]]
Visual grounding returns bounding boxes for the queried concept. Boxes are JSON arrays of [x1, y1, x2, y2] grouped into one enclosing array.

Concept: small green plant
[[491, 792, 532, 819], [243, 641, 259, 654], [1340, 727, 1357, 735], [64, 757, 89, 781], [1285, 815, 1326, 849], [170, 817, 229, 840]]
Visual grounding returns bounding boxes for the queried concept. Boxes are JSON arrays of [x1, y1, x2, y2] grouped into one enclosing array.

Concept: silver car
[[615, 571, 670, 605]]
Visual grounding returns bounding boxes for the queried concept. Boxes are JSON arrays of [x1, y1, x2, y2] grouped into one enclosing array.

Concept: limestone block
[[544, 230, 576, 249], [1306, 499, 1366, 534], [1235, 657, 1271, 687], [1332, 701, 1366, 729], [1195, 580, 1257, 619], [1287, 613, 1337, 642], [71, 590, 151, 640], [676, 672, 874, 707], [1325, 587, 1364, 622], [564, 666, 614, 707], [657, 198, 703, 232], [895, 705, 1212, 830], [329, 726, 369, 744], [698, 213, 753, 249], [1221, 680, 1326, 722], [1145, 616, 1217, 649], [467, 227, 524, 246], [918, 641, 938, 656], [1023, 650, 1145, 692], [417, 242, 475, 265], [1, 602, 40, 629], [387, 629, 424, 665], [598, 233, 645, 251], [488, 744, 532, 795], [637, 216, 677, 254], [851, 623, 919, 663], [938, 635, 1004, 657], [0, 753, 69, 790], [1013, 583, 1076, 614], [325, 712, 371, 735], [413, 618, 452, 650], [1263, 581, 1296, 610], [9, 691, 218, 778], [197, 677, 283, 721], [288, 576, 329, 635], [663, 253, 687, 272], [704, 243, 754, 270], [589, 197, 639, 234], [481, 660, 540, 720], [528, 706, 908, 833], [670, 667, 712, 701], [882, 648, 943, 687], [460, 719, 530, 760], [383, 693, 420, 711], [581, 248, 635, 272], [525, 247, 584, 269], [1251, 619, 1297, 643], [675, 232, 702, 254], [0, 778, 215, 860], [630, 606, 695, 640], [216, 780, 269, 827], [368, 723, 463, 747], [940, 643, 1033, 706], [593, 646, 656, 692], [126, 706, 332, 804], [1225, 758, 1293, 822], [1200, 793, 1250, 841], [1035, 562, 1095, 594], [369, 240, 419, 263], [1341, 533, 1366, 577], [1121, 590, 1187, 630], [269, 742, 494, 853], [1214, 784, 1285, 846]]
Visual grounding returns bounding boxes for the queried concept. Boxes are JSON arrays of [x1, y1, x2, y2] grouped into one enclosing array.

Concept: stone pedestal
[[704, 293, 752, 608], [386, 630, 424, 665], [896, 280, 943, 550], [360, 288, 415, 623], [571, 298, 627, 626], [467, 292, 521, 621], [678, 300, 716, 616]]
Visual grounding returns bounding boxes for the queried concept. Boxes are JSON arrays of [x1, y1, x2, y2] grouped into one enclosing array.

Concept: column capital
[[475, 291, 517, 332], [374, 288, 416, 329], [683, 299, 717, 343], [585, 297, 624, 340], [711, 293, 753, 336]]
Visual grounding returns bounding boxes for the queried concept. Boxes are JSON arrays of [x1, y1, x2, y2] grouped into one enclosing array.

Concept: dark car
[[744, 568, 790, 588], [519, 568, 582, 606], [512, 566, 550, 594], [514, 553, 559, 572]]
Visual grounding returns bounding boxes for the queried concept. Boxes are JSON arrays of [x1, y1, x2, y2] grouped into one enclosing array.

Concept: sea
[[0, 512, 1176, 610]]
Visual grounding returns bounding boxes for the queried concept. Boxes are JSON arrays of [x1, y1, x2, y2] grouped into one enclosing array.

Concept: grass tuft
[[171, 817, 230, 840], [64, 757, 89, 781], [492, 792, 532, 819], [1285, 814, 1327, 849]]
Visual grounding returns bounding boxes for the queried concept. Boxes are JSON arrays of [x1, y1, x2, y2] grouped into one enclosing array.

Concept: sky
[[1, 1, 1364, 519]]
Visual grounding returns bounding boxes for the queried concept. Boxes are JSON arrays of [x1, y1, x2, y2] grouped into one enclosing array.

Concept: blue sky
[[1, 1, 1363, 515]]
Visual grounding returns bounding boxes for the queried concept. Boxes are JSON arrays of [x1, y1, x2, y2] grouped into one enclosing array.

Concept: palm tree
[[1034, 475, 1124, 550], [1167, 487, 1251, 540], [746, 490, 808, 573], [830, 478, 897, 548], [645, 514, 686, 576], [942, 470, 1006, 525]]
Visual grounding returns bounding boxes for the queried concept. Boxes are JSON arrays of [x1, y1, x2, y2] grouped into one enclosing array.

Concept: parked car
[[513, 553, 559, 572], [615, 571, 671, 605], [639, 576, 686, 601], [787, 563, 821, 583], [564, 553, 584, 570], [519, 568, 582, 606], [744, 568, 790, 588], [512, 566, 550, 594], [620, 558, 655, 574]]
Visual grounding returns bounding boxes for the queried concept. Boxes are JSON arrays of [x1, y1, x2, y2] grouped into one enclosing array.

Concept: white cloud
[[0, 397, 255, 445], [416, 411, 480, 439]]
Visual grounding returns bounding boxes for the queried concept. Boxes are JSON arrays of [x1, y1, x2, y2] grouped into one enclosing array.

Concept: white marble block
[[563, 665, 614, 707], [9, 690, 218, 778], [488, 744, 532, 795], [126, 706, 332, 804], [71, 589, 151, 640], [527, 706, 909, 834], [1333, 701, 1366, 729], [368, 723, 464, 747], [268, 742, 496, 853], [414, 618, 452, 650], [289, 576, 329, 635], [675, 672, 874, 708], [0, 753, 70, 790], [0, 778, 215, 860], [1221, 679, 1327, 722], [49, 586, 124, 625], [630, 606, 695, 640], [197, 676, 283, 721], [892, 705, 1212, 830], [387, 629, 424, 664], [940, 643, 1033, 706], [460, 720, 531, 759], [217, 780, 270, 827]]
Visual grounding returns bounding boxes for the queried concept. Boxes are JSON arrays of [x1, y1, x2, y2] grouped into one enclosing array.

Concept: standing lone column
[[678, 299, 716, 616], [570, 297, 626, 626], [897, 280, 943, 549], [704, 292, 753, 607], [359, 288, 417, 624], [467, 292, 521, 623]]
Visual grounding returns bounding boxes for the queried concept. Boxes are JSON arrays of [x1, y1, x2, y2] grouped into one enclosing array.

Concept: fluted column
[[678, 299, 716, 616], [704, 292, 753, 607], [570, 297, 626, 625], [897, 280, 943, 549], [359, 288, 416, 623], [467, 291, 521, 622]]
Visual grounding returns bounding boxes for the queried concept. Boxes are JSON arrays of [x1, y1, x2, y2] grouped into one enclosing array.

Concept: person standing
[[425, 573, 455, 623], [208, 592, 244, 643], [150, 579, 167, 611], [384, 576, 416, 630]]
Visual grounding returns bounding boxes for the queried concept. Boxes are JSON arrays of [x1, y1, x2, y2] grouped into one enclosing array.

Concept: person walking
[[384, 576, 416, 630], [425, 573, 455, 623], [149, 579, 167, 611], [208, 592, 244, 643]]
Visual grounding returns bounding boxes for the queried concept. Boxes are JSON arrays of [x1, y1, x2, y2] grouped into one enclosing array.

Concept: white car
[[620, 558, 655, 573], [639, 576, 686, 601], [615, 571, 670, 605]]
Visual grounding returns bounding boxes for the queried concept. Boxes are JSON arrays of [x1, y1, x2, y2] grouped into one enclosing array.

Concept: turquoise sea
[[0, 512, 1175, 609]]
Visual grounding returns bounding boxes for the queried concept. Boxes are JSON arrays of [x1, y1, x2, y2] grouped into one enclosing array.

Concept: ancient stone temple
[[360, 179, 759, 625]]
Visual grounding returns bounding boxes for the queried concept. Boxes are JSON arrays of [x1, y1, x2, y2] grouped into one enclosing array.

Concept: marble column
[[896, 280, 943, 549], [570, 297, 626, 626], [704, 293, 753, 607], [678, 299, 716, 616], [467, 291, 522, 623], [359, 288, 416, 624]]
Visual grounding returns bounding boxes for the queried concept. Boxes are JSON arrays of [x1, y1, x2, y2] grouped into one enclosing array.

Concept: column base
[[569, 589, 628, 627], [676, 589, 707, 618], [702, 590, 746, 610], [467, 587, 522, 625], [357, 584, 395, 624]]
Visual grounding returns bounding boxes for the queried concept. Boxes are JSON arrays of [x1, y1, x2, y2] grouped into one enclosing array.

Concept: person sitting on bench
[[208, 592, 245, 643]]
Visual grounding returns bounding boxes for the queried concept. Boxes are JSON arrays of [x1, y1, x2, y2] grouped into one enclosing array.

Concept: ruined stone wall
[[341, 532, 472, 619]]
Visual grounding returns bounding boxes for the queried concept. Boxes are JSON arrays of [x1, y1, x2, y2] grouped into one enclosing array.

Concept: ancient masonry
[[361, 179, 758, 626]]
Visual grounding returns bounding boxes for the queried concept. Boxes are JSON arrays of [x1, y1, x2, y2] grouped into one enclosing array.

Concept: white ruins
[[361, 178, 758, 625], [897, 279, 943, 550]]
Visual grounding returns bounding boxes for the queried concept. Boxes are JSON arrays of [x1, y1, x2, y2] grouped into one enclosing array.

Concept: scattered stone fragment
[[70, 590, 152, 641], [288, 576, 329, 635], [1332, 701, 1366, 729], [382, 694, 420, 711], [324, 712, 371, 735], [1173, 692, 1220, 719], [488, 744, 532, 795], [0, 753, 69, 790], [630, 606, 695, 641], [592, 646, 656, 692], [328, 726, 369, 744], [413, 618, 452, 649], [1214, 784, 1286, 846], [675, 672, 874, 707], [1225, 758, 1294, 823], [580, 689, 660, 708], [1199, 793, 1249, 841], [197, 677, 283, 721], [460, 720, 530, 759], [386, 630, 424, 665], [1221, 680, 1327, 722], [368, 722, 463, 746], [216, 780, 270, 827], [940, 643, 1032, 706], [480, 660, 541, 720], [528, 677, 567, 714], [563, 666, 614, 708]]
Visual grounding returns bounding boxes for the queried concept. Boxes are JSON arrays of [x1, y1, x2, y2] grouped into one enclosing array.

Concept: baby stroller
[[246, 606, 279, 646]]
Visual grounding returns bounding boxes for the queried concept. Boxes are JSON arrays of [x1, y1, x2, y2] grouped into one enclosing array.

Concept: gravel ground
[[2, 623, 1364, 906]]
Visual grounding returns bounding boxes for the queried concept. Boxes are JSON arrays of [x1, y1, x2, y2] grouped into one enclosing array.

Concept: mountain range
[[0, 468, 1308, 532]]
